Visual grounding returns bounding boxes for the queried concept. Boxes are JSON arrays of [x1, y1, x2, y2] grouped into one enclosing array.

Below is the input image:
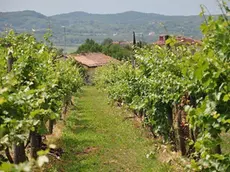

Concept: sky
[[0, 0, 223, 16]]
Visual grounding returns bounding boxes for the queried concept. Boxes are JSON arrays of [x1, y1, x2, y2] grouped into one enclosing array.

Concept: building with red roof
[[70, 53, 119, 83], [154, 35, 202, 46]]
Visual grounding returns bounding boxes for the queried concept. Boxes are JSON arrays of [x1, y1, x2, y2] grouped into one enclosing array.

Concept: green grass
[[221, 132, 230, 154], [54, 45, 80, 54], [48, 86, 171, 172]]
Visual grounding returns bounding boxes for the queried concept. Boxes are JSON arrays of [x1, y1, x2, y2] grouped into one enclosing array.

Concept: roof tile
[[71, 53, 118, 67]]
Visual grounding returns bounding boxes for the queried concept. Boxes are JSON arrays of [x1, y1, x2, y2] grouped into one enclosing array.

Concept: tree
[[76, 39, 102, 54], [102, 44, 132, 61], [101, 38, 113, 46], [75, 38, 132, 61]]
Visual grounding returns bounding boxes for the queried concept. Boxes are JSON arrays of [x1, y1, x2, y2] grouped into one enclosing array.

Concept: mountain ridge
[[0, 10, 204, 46], [0, 10, 204, 17]]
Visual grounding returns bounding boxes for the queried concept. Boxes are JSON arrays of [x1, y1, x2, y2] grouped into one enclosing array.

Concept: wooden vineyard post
[[132, 31, 136, 69], [30, 130, 42, 159], [61, 96, 69, 120], [7, 51, 28, 164], [13, 143, 27, 164], [5, 147, 14, 163], [7, 52, 14, 73], [49, 119, 55, 134], [172, 93, 191, 156], [167, 104, 177, 148]]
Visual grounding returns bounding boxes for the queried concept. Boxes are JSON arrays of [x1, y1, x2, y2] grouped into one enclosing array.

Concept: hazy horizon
[[0, 0, 224, 16]]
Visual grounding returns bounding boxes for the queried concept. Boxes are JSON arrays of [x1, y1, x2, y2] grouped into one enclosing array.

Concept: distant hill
[[0, 10, 48, 30], [0, 10, 204, 48]]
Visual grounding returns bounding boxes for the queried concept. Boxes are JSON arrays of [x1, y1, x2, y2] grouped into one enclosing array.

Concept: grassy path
[[49, 86, 171, 172]]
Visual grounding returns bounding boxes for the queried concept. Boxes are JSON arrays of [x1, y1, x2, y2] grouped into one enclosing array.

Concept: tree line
[[74, 38, 133, 61]]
